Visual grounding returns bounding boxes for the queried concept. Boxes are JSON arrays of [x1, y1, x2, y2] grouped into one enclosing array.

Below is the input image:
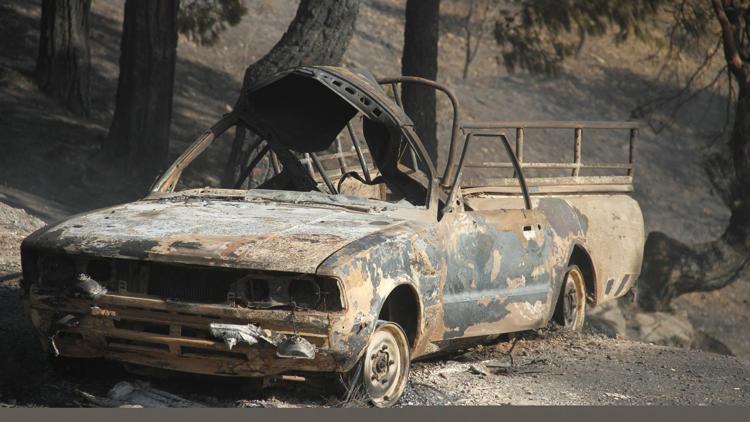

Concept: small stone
[[468, 363, 489, 376]]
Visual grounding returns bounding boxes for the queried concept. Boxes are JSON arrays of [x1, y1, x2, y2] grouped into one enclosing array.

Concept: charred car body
[[21, 67, 644, 406]]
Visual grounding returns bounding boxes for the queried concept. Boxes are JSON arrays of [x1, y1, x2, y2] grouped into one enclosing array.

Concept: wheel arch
[[376, 282, 423, 352], [567, 243, 597, 305]]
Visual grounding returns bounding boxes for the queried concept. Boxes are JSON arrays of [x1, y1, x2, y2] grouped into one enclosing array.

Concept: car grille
[[34, 254, 343, 311]]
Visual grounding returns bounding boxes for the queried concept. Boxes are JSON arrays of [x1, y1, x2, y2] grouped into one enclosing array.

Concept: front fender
[[316, 224, 440, 370]]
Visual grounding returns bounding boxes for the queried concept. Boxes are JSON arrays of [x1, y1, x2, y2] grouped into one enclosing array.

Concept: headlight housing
[[27, 253, 344, 312], [232, 275, 343, 311], [37, 254, 77, 289]]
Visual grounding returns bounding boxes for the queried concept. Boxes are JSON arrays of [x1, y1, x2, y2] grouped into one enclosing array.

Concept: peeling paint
[[507, 300, 545, 322], [507, 275, 526, 289]]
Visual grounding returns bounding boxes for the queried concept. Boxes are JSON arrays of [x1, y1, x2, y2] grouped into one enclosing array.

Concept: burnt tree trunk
[[402, 0, 440, 164], [36, 0, 92, 116], [221, 0, 361, 187], [106, 0, 179, 187], [638, 0, 750, 311]]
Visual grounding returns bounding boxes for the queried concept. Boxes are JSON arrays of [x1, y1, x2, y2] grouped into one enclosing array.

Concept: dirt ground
[[1, 0, 749, 407], [403, 332, 750, 406]]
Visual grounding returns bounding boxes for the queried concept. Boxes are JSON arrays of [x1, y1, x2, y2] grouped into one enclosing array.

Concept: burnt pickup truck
[[21, 66, 644, 407]]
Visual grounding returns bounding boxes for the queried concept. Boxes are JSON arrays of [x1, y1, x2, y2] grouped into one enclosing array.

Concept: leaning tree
[[221, 0, 361, 188], [36, 0, 92, 116], [490, 0, 750, 311]]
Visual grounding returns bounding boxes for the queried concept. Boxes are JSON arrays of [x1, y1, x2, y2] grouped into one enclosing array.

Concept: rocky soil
[[0, 200, 43, 275]]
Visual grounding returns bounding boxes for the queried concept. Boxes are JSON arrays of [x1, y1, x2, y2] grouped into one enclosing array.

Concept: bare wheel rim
[[362, 322, 410, 407], [562, 267, 586, 330]]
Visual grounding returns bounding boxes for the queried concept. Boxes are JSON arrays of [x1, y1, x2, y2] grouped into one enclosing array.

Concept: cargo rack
[[454, 121, 639, 195]]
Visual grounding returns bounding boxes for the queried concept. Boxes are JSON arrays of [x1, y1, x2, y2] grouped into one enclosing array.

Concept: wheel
[[360, 321, 410, 407], [554, 265, 586, 331]]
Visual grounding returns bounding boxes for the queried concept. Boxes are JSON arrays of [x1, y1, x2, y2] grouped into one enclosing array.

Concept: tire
[[553, 265, 587, 331], [357, 321, 411, 407]]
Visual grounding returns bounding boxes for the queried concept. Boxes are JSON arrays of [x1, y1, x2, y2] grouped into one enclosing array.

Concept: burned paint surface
[[20, 65, 645, 384], [439, 211, 554, 340], [23, 193, 416, 274]]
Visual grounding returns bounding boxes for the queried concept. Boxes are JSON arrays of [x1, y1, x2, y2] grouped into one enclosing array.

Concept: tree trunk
[[402, 0, 440, 164], [637, 232, 749, 311], [637, 0, 750, 311], [221, 0, 361, 188], [106, 0, 179, 187], [36, 0, 92, 116]]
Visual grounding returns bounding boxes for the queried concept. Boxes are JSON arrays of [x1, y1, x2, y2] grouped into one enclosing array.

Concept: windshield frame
[[152, 68, 441, 214], [151, 113, 439, 213]]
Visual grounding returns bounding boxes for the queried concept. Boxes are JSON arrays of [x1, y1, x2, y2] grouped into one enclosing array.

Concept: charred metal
[[20, 66, 644, 405]]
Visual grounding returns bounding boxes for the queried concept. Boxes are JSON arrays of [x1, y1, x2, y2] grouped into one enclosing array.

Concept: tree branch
[[712, 0, 747, 79]]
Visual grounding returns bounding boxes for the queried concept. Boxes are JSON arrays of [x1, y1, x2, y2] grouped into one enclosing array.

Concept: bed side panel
[[464, 193, 644, 305], [561, 195, 644, 304]]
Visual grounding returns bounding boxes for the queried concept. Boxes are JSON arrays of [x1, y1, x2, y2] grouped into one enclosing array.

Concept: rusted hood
[[23, 195, 408, 273]]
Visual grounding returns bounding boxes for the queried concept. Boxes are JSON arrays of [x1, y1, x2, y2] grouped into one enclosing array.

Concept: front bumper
[[26, 286, 347, 377]]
